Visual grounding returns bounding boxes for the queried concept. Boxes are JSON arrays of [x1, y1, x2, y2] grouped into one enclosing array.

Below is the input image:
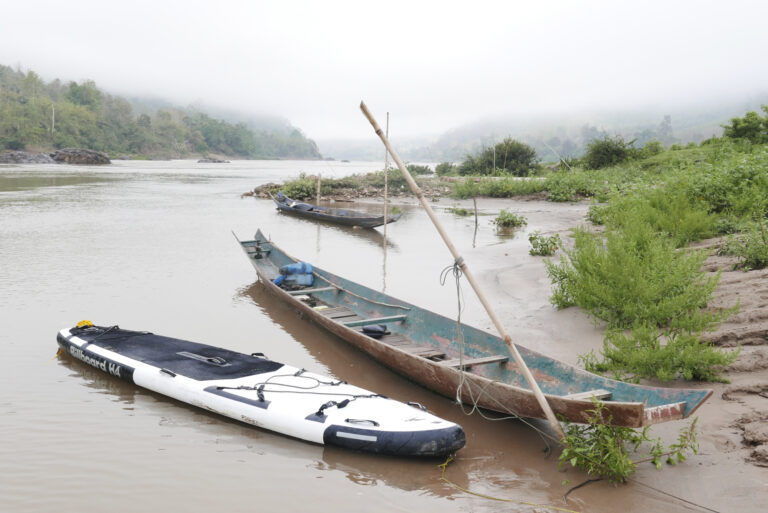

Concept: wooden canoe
[[270, 191, 401, 229], [238, 229, 712, 428]]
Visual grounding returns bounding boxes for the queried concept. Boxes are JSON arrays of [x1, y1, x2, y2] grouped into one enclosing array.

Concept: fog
[[1, 0, 767, 140]]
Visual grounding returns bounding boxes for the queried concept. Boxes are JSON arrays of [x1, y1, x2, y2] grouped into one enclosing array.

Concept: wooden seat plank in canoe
[[377, 333, 409, 346], [440, 355, 509, 368], [342, 315, 407, 328], [563, 389, 612, 401], [390, 343, 446, 360], [287, 287, 337, 295], [316, 306, 358, 320]]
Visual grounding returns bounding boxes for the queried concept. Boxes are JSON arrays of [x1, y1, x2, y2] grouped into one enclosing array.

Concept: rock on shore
[[0, 151, 55, 164], [198, 157, 230, 163], [0, 149, 111, 165], [50, 148, 110, 165]]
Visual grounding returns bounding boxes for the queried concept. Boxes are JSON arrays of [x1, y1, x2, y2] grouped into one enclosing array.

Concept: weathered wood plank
[[317, 306, 358, 320], [394, 344, 446, 360], [342, 315, 407, 327], [287, 287, 337, 295], [563, 389, 612, 401], [439, 355, 509, 368]]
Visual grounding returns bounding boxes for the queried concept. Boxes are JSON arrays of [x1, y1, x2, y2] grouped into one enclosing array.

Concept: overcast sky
[[1, 0, 767, 139]]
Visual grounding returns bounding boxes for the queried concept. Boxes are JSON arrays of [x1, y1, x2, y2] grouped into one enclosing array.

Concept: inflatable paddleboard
[[57, 322, 465, 457]]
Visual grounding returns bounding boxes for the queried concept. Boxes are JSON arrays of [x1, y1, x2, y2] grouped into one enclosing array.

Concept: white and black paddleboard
[[57, 323, 465, 457]]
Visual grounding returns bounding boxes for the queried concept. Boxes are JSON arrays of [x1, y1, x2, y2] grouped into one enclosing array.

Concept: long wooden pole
[[360, 101, 565, 441]]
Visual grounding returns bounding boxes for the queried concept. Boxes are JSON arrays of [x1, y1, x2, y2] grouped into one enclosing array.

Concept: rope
[[438, 457, 581, 513], [312, 271, 411, 310], [629, 479, 722, 513], [216, 372, 382, 405], [439, 259, 556, 450]]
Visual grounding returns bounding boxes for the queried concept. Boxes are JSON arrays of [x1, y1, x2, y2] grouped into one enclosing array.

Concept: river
[[1, 159, 746, 513]]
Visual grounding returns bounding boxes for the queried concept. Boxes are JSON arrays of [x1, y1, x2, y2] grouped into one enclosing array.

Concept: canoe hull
[[239, 231, 712, 428], [271, 192, 400, 228]]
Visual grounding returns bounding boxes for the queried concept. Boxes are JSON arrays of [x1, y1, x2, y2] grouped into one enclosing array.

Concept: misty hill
[[0, 64, 321, 160], [318, 95, 768, 163]]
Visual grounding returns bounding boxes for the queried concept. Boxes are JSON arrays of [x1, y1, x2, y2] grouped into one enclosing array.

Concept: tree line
[[437, 106, 766, 177], [0, 64, 321, 159]]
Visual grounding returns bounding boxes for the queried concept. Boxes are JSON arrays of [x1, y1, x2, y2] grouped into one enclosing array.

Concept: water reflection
[[317, 446, 460, 496], [0, 173, 117, 192], [56, 354, 138, 405], [272, 208, 399, 250]]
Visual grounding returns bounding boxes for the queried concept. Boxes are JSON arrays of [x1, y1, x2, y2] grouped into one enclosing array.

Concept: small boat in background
[[57, 322, 465, 456], [238, 229, 712, 428], [270, 191, 400, 229]]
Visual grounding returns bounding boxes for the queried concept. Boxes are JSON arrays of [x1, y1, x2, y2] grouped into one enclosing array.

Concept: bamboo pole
[[316, 174, 321, 205], [360, 101, 565, 441]]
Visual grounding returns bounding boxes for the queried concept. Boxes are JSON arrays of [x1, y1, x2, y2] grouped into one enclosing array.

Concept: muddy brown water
[[1, 160, 764, 512]]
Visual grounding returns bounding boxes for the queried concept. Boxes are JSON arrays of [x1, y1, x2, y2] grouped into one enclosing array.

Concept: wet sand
[[2, 162, 766, 513]]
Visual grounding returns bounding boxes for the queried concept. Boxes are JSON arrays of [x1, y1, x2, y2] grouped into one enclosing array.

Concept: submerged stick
[[360, 101, 566, 442]]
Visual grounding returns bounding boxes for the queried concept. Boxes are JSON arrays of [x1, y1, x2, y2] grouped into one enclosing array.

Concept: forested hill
[[0, 65, 321, 159]]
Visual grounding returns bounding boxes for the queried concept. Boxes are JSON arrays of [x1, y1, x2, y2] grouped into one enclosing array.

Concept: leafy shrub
[[586, 323, 737, 382], [447, 205, 471, 216], [281, 177, 317, 200], [583, 136, 634, 170], [721, 222, 768, 270], [459, 138, 539, 176], [587, 202, 609, 225], [559, 399, 699, 484], [639, 139, 664, 158], [406, 163, 432, 175], [722, 105, 768, 143], [602, 185, 719, 247], [435, 162, 458, 176], [546, 223, 721, 329], [492, 209, 527, 228], [528, 231, 561, 256], [451, 178, 480, 199], [546, 220, 737, 381]]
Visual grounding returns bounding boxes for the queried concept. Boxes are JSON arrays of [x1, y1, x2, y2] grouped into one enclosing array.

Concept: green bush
[[639, 139, 664, 158], [406, 163, 432, 175], [492, 209, 527, 228], [601, 185, 719, 246], [584, 136, 634, 170], [435, 162, 458, 176], [459, 138, 539, 176], [546, 223, 721, 329], [281, 177, 317, 200], [528, 231, 561, 256], [546, 219, 737, 382], [721, 221, 768, 270], [585, 324, 737, 382], [722, 105, 768, 143], [447, 205, 471, 216], [559, 399, 700, 484]]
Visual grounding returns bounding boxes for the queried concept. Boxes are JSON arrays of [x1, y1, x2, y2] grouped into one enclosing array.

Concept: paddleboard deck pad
[[57, 324, 465, 457]]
